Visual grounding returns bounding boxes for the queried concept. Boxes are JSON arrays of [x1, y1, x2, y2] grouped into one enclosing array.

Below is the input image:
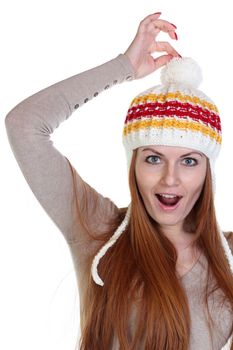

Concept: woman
[[5, 11, 233, 350]]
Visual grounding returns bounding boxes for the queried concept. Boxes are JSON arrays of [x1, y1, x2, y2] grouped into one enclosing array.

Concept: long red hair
[[68, 150, 233, 350]]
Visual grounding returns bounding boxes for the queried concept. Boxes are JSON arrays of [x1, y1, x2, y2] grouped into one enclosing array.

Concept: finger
[[145, 24, 177, 42], [140, 12, 162, 24], [139, 16, 178, 40], [138, 13, 162, 32], [167, 30, 178, 41], [144, 21, 161, 38], [153, 54, 174, 70], [149, 41, 180, 57], [151, 18, 177, 33]]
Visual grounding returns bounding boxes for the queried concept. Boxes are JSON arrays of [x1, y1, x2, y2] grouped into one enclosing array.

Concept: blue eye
[[145, 156, 198, 166], [183, 158, 198, 166], [145, 155, 160, 164]]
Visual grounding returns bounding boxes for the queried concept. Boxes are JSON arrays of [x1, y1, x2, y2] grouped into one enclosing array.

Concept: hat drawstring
[[91, 203, 131, 286], [91, 206, 233, 286], [218, 226, 233, 273]]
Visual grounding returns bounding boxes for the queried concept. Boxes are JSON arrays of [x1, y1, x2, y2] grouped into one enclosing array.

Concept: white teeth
[[159, 194, 178, 198]]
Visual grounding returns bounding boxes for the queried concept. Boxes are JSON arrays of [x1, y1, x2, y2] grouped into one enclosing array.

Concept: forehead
[[137, 145, 204, 157]]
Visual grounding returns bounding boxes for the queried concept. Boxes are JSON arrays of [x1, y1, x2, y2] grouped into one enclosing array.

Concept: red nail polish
[[154, 12, 162, 15], [170, 23, 177, 29], [174, 32, 178, 40]]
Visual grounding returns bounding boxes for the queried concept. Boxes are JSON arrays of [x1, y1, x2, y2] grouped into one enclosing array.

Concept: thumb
[[153, 54, 174, 70]]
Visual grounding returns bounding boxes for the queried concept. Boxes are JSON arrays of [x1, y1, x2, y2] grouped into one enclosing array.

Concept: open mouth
[[155, 194, 182, 207]]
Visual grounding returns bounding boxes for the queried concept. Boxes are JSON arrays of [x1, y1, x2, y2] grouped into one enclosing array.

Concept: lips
[[155, 194, 182, 206], [155, 194, 183, 211]]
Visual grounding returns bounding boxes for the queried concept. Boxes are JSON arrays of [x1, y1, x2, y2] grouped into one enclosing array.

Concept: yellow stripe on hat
[[123, 118, 222, 144], [130, 92, 219, 114]]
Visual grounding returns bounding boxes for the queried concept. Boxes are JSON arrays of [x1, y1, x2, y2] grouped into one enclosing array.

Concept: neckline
[[179, 249, 204, 280]]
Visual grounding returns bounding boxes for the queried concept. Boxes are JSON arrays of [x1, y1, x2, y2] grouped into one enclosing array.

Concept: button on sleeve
[[126, 75, 133, 81]]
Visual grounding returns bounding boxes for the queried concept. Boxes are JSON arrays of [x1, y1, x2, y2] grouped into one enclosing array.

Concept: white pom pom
[[160, 57, 203, 89]]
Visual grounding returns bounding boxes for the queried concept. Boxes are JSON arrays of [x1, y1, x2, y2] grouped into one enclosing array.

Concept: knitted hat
[[91, 56, 233, 286]]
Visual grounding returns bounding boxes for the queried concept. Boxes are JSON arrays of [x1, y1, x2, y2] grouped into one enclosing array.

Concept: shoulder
[[223, 231, 233, 254]]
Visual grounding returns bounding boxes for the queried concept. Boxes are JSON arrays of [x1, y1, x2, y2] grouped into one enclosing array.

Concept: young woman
[[5, 12, 233, 350]]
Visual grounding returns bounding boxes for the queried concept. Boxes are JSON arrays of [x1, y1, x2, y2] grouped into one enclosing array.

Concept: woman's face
[[135, 145, 207, 234]]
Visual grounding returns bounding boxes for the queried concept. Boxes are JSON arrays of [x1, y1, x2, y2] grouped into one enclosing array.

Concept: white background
[[1, 1, 232, 349]]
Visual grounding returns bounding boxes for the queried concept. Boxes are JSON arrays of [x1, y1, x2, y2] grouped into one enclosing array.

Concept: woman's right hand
[[124, 12, 181, 79]]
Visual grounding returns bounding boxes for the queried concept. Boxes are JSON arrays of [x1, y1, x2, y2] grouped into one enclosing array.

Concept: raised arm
[[5, 12, 180, 253], [5, 54, 135, 244]]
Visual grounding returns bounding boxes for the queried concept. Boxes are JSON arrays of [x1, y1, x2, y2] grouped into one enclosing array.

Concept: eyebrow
[[141, 148, 203, 157]]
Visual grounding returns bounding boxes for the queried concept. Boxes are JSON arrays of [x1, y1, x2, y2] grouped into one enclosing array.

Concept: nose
[[161, 163, 180, 186]]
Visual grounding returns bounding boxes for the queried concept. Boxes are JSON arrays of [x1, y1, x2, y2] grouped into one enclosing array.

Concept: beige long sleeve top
[[5, 53, 233, 350]]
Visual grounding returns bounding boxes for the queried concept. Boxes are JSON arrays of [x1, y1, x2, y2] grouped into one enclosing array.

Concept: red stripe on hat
[[125, 101, 221, 132]]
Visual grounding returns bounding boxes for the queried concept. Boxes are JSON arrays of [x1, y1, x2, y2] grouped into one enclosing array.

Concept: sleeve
[[5, 54, 135, 247]]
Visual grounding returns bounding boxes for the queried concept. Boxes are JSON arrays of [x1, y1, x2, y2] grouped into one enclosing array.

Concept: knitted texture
[[122, 57, 222, 193], [91, 57, 233, 288]]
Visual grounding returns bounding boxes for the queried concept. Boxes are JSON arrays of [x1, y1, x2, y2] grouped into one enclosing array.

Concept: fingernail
[[154, 12, 162, 15], [174, 32, 178, 40], [170, 23, 177, 29], [178, 54, 182, 58]]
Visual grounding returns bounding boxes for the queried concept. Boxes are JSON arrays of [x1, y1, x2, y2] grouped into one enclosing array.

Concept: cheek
[[187, 175, 206, 205], [181, 165, 206, 189], [193, 180, 205, 197], [135, 166, 156, 195]]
